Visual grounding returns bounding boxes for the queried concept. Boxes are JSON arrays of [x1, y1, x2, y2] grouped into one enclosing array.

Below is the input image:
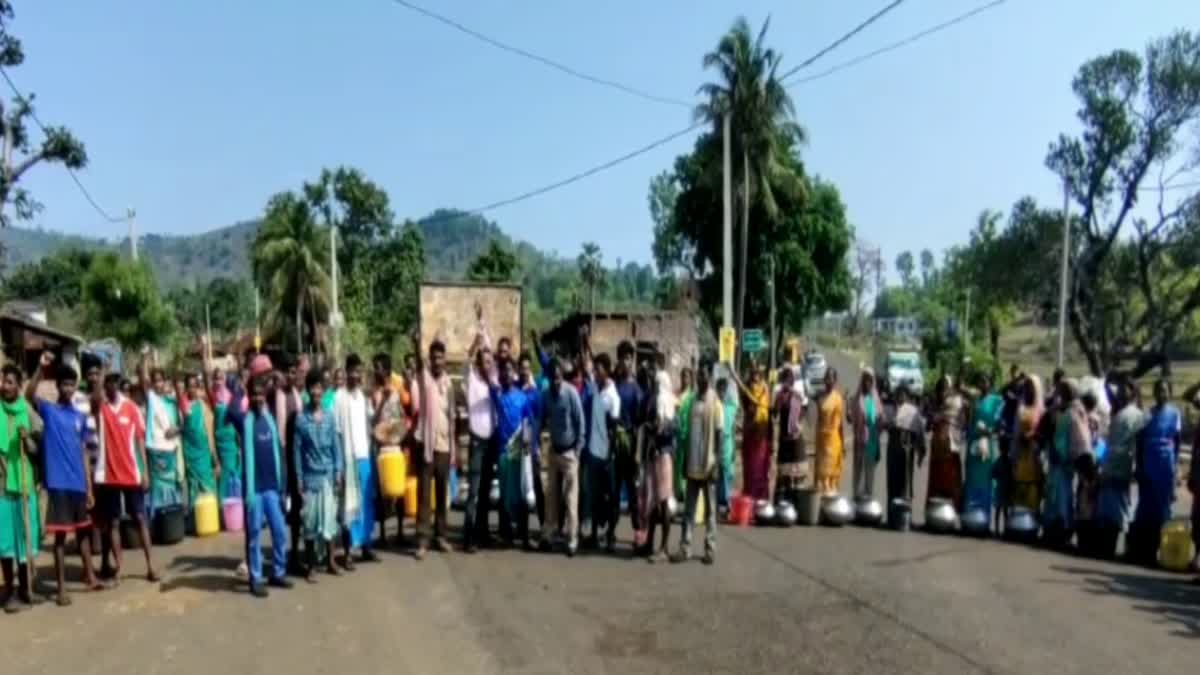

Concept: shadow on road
[[1050, 564, 1200, 639], [169, 554, 242, 573]]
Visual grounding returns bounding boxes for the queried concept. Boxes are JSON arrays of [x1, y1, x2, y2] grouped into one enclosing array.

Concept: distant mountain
[[0, 220, 258, 288], [0, 210, 663, 325]]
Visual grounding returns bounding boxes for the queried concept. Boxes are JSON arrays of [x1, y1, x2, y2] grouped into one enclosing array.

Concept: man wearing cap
[[227, 360, 292, 598]]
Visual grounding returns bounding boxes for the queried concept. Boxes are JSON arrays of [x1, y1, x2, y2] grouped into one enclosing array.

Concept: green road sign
[[742, 329, 765, 353]]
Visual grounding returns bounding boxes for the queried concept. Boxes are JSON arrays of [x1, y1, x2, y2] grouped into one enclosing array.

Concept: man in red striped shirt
[[93, 373, 158, 583]]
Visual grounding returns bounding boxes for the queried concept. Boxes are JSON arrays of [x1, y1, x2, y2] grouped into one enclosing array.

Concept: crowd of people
[[1, 318, 1199, 613], [835, 364, 1199, 574]]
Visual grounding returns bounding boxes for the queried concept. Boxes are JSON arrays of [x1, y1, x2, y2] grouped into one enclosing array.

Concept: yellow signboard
[[719, 327, 736, 363]]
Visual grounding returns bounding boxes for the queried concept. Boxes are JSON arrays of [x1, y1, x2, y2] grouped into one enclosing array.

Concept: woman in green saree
[[964, 373, 1003, 515], [179, 375, 221, 509]]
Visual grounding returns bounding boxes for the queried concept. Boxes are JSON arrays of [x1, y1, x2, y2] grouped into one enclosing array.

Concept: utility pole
[[127, 208, 138, 261], [768, 255, 776, 375], [1056, 179, 1070, 369], [330, 225, 341, 366], [721, 113, 733, 332], [253, 287, 261, 352], [204, 303, 212, 364], [963, 287, 972, 349]]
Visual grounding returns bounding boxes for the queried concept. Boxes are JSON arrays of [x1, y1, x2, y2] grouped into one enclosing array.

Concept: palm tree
[[577, 242, 605, 326], [695, 16, 805, 367], [251, 191, 331, 354]]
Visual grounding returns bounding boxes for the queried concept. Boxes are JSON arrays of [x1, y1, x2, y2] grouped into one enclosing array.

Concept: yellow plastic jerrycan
[[193, 494, 220, 537], [404, 477, 419, 518], [695, 494, 706, 525], [377, 451, 407, 500], [1159, 518, 1194, 572]]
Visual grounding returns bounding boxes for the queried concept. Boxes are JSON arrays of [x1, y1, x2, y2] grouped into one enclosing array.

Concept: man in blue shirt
[[26, 356, 101, 606], [612, 341, 644, 551], [491, 358, 534, 549], [539, 360, 585, 556], [229, 371, 293, 598]]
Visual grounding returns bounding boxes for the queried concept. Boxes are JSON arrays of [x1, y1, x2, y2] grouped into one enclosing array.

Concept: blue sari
[[1132, 404, 1181, 533], [963, 393, 1003, 512]]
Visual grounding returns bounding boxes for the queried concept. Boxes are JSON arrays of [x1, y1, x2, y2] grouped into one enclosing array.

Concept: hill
[[0, 210, 662, 316]]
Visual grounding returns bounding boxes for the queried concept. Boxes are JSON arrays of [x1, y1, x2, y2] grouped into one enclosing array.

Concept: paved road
[[4, 348, 1197, 674], [3, 511, 1196, 674]]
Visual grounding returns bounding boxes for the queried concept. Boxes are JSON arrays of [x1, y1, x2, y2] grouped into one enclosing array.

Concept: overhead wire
[[0, 67, 127, 224], [778, 0, 907, 82], [389, 0, 693, 108], [427, 1, 996, 222], [785, 0, 1007, 88]]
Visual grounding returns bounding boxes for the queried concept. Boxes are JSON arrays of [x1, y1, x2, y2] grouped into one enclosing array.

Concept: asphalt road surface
[[4, 348, 1197, 674]]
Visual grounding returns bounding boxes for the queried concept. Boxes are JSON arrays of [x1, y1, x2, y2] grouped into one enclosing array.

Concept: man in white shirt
[[335, 353, 378, 564], [464, 325, 498, 553], [583, 352, 620, 550]]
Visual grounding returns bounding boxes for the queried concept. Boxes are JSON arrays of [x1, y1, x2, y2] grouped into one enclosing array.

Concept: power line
[[415, 121, 705, 228], [389, 0, 693, 108], [0, 67, 127, 224], [418, 0, 1001, 224], [785, 0, 1007, 88], [778, 0, 908, 82]]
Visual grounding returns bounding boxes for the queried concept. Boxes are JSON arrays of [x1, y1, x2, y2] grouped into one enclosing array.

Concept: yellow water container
[[404, 477, 419, 518], [1159, 518, 1194, 572], [695, 495, 706, 525], [193, 494, 220, 537], [377, 450, 407, 499]]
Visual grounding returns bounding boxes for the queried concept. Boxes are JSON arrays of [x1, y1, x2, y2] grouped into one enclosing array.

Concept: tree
[[251, 191, 330, 354], [363, 222, 425, 352], [849, 241, 880, 333], [0, 2, 88, 234], [81, 253, 174, 350], [1046, 30, 1200, 376], [942, 210, 1020, 365], [695, 16, 805, 365], [919, 249, 935, 287], [0, 248, 95, 307], [466, 239, 520, 283], [577, 242, 604, 321], [665, 129, 852, 341], [648, 170, 693, 278], [166, 278, 255, 337], [301, 166, 393, 326], [895, 251, 915, 288]]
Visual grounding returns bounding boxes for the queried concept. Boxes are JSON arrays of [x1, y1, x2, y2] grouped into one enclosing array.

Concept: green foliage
[[165, 278, 255, 337], [694, 16, 807, 357], [81, 253, 174, 349], [251, 191, 331, 352], [577, 242, 604, 313], [0, 247, 95, 307], [0, 2, 88, 231], [663, 129, 852, 336], [895, 251, 915, 288], [1044, 29, 1200, 375], [467, 239, 520, 283], [362, 222, 425, 353]]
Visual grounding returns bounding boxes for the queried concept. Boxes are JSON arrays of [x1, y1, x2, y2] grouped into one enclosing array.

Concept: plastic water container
[[377, 451, 408, 499], [193, 494, 220, 537], [222, 498, 244, 532], [730, 495, 754, 526], [1159, 518, 1195, 572], [404, 476, 420, 518]]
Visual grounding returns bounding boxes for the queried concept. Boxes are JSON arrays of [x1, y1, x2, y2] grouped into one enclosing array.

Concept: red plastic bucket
[[731, 495, 754, 526]]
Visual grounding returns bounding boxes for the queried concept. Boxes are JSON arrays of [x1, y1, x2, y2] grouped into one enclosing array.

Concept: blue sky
[[11, 1, 1200, 277]]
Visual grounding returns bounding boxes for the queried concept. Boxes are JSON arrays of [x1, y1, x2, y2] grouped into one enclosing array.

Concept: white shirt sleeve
[[604, 385, 621, 421]]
